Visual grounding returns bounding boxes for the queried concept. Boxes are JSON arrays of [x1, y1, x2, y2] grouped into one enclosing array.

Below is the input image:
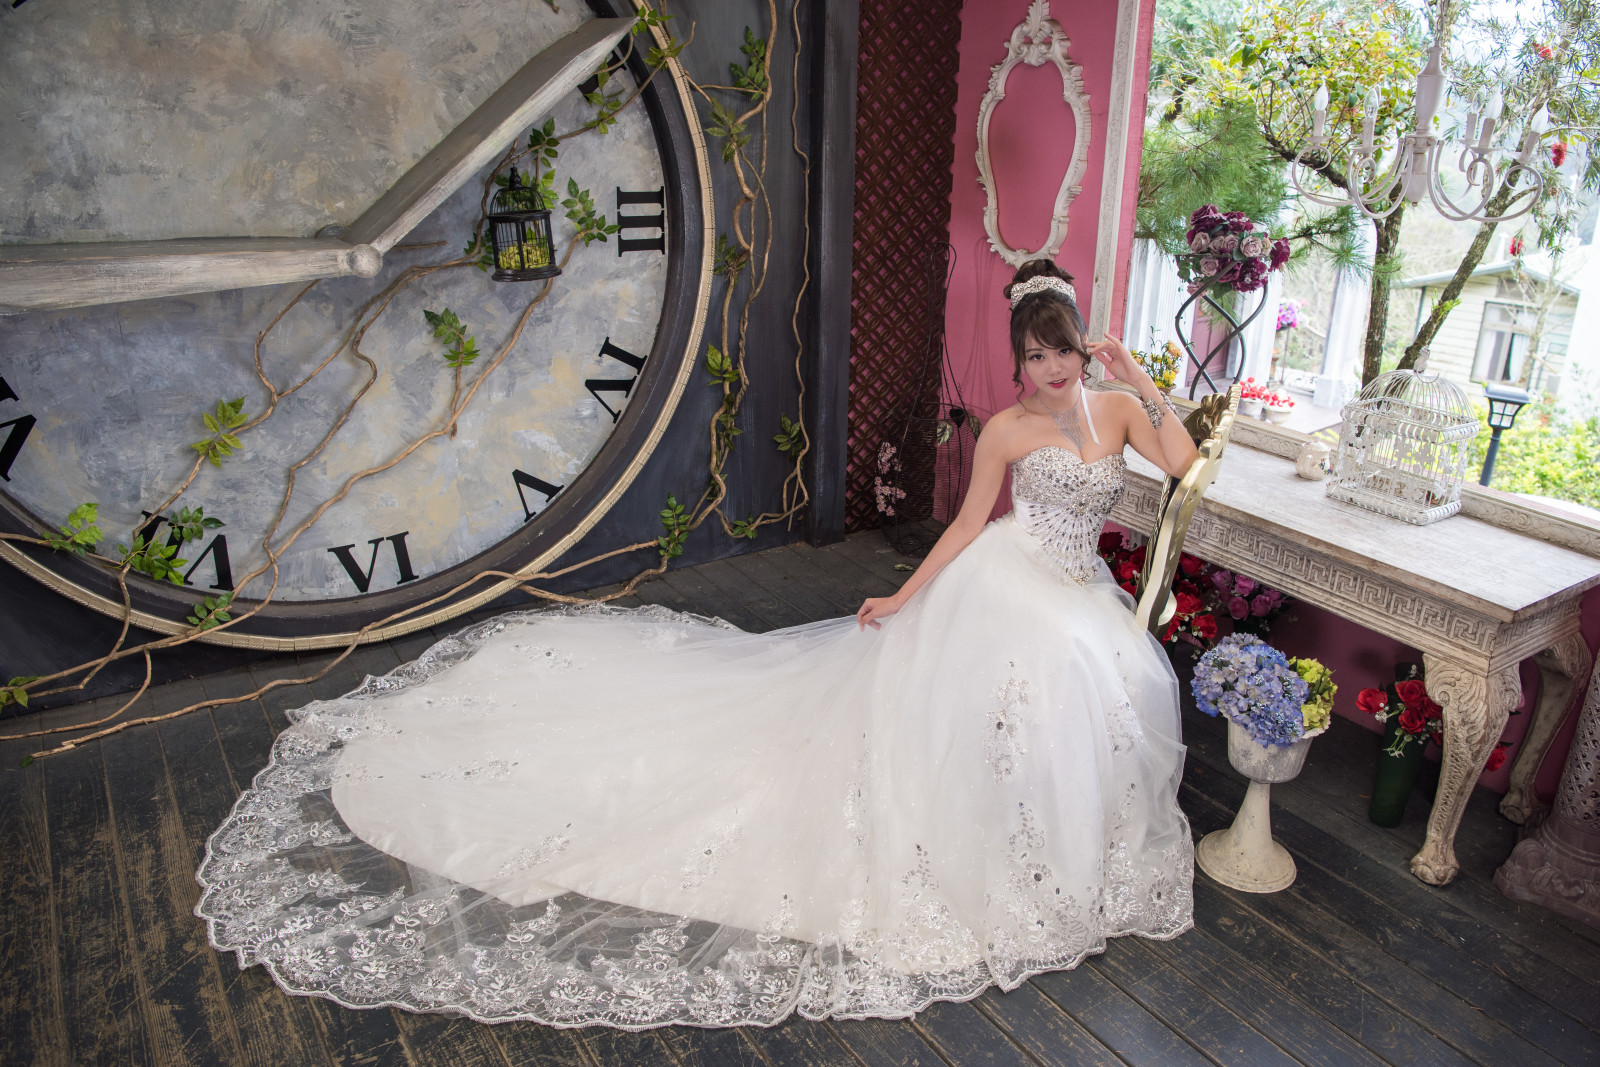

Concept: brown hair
[[1003, 260, 1086, 389]]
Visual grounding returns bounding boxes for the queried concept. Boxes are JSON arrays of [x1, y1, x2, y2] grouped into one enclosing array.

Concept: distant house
[[1396, 259, 1579, 397]]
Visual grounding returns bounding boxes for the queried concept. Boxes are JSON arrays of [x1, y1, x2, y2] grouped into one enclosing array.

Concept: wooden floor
[[4, 531, 1599, 1067]]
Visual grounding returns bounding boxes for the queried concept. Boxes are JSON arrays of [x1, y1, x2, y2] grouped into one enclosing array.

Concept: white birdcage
[[1325, 358, 1477, 525]]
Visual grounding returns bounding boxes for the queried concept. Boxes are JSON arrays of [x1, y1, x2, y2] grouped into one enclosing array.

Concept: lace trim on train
[[195, 604, 1192, 1029]]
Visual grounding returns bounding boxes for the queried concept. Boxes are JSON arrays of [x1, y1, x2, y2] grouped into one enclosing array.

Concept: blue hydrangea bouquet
[[1192, 634, 1326, 750]]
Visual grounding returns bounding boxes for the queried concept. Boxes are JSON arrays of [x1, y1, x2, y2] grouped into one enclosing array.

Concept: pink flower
[[1486, 746, 1508, 771], [1210, 569, 1234, 592], [1270, 237, 1292, 270], [1200, 256, 1222, 276], [1250, 592, 1274, 617], [1212, 234, 1239, 255], [1189, 232, 1213, 253], [1233, 575, 1257, 596], [1228, 596, 1249, 619]]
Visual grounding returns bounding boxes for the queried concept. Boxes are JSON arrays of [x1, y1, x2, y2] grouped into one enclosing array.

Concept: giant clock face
[[0, 0, 710, 648]]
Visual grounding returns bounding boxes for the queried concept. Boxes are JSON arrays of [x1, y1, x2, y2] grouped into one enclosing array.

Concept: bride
[[196, 259, 1201, 1029]]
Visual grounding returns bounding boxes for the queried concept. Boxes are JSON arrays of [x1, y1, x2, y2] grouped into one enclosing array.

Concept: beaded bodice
[[1010, 446, 1126, 584]]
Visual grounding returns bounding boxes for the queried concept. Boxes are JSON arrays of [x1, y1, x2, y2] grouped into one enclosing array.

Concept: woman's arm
[[855, 417, 1016, 630], [1086, 334, 1199, 479]]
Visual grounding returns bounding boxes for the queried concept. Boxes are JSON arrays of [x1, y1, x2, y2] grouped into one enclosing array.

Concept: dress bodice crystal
[[1010, 446, 1126, 584]]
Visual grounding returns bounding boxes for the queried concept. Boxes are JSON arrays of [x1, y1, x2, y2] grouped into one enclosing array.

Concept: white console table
[[1112, 443, 1600, 886]]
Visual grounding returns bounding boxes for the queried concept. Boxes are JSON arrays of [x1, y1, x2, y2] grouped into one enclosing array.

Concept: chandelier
[[1290, 32, 1549, 223]]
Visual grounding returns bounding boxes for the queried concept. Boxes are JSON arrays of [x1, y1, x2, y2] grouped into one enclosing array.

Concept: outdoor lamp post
[[1479, 382, 1531, 486]]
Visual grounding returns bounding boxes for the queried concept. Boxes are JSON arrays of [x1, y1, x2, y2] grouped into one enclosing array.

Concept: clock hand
[[0, 18, 633, 315]]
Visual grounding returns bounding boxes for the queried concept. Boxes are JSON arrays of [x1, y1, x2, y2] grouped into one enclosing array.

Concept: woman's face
[[1022, 331, 1086, 398]]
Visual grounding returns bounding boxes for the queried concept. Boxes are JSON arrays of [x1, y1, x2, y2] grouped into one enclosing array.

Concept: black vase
[[1369, 714, 1427, 827]]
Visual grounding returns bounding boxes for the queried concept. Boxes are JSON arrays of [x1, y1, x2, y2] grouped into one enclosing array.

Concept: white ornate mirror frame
[[975, 0, 1091, 270]]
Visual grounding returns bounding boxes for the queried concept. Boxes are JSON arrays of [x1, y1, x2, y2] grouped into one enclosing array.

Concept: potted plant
[[1191, 634, 1334, 892], [1263, 390, 1296, 425], [1355, 665, 1493, 827], [1237, 377, 1267, 419]]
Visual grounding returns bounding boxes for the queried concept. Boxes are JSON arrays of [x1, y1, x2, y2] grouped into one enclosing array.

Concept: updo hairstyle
[[1003, 260, 1086, 389]]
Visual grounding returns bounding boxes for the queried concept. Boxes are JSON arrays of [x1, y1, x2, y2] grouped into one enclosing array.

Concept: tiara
[[1008, 275, 1077, 308]]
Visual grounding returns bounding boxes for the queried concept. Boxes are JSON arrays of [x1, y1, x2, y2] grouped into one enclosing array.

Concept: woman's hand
[[856, 595, 902, 631], [1085, 331, 1143, 385]]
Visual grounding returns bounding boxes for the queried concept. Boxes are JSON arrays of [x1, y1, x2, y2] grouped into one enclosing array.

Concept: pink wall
[[943, 0, 1157, 525]]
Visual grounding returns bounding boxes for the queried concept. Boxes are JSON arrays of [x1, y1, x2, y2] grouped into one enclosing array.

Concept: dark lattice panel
[[845, 0, 964, 532]]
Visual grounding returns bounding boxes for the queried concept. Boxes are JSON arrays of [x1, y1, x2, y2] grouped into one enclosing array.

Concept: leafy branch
[[657, 494, 689, 560], [714, 233, 750, 277], [562, 179, 620, 246], [423, 308, 479, 368], [706, 98, 750, 163], [0, 676, 38, 710], [191, 397, 248, 468], [729, 27, 769, 96], [773, 413, 805, 457], [45, 502, 103, 556], [187, 591, 234, 632], [583, 68, 626, 134]]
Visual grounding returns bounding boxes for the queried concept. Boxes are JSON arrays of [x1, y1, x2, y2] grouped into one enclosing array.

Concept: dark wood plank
[[0, 727, 71, 1065], [910, 998, 1034, 1067], [1029, 963, 1210, 1067], [1141, 929, 1389, 1067], [43, 741, 156, 1066], [154, 708, 336, 1067], [659, 566, 766, 632], [390, 1012, 513, 1067], [629, 574, 701, 616], [206, 693, 416, 1067], [1189, 879, 1472, 1066], [577, 1027, 682, 1067], [743, 1017, 856, 1067], [970, 981, 1122, 1067], [825, 1017, 945, 1067], [694, 555, 808, 631], [1182, 782, 1568, 1067], [492, 1020, 601, 1067], [768, 545, 874, 617], [101, 722, 247, 1066], [654, 1026, 766, 1067], [827, 535, 918, 592], [722, 549, 841, 624], [1089, 939, 1300, 1067]]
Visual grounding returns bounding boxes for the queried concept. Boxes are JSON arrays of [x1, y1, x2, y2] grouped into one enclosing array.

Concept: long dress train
[[195, 445, 1194, 1028]]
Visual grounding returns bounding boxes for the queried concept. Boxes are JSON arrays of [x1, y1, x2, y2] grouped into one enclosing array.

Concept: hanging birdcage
[[487, 168, 561, 282], [1325, 362, 1477, 525]]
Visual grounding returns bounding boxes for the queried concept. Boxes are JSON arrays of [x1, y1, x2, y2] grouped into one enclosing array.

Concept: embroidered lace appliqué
[[986, 669, 1030, 781]]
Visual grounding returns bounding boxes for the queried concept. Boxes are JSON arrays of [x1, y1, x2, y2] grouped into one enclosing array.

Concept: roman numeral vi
[[327, 532, 421, 593]]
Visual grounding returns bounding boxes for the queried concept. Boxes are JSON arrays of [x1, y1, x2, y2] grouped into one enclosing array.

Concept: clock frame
[[0, 6, 713, 651]]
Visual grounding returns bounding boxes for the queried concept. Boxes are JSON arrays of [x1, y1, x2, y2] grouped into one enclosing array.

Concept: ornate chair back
[[1134, 384, 1241, 638]]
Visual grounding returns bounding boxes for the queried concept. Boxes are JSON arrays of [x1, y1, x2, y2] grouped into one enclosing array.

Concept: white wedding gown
[[196, 445, 1194, 1028]]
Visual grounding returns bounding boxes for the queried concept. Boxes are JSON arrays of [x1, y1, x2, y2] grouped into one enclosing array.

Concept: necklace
[[1037, 384, 1088, 451]]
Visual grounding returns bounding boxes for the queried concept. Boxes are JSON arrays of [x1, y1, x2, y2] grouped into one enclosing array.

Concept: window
[[1473, 302, 1537, 384]]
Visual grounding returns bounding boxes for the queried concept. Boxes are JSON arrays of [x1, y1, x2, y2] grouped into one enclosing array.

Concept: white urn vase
[[1196, 720, 1320, 893]]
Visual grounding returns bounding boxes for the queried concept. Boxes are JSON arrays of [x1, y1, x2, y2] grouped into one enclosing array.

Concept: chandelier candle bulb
[[1413, 43, 1446, 132]]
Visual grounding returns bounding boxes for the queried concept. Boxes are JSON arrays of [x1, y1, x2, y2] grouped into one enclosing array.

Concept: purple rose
[[1224, 211, 1252, 232], [1200, 256, 1222, 276], [1241, 234, 1268, 258], [1233, 575, 1257, 596], [1210, 569, 1234, 592], [1190, 232, 1213, 253], [1270, 237, 1292, 270], [1228, 596, 1250, 619], [1251, 593, 1274, 617], [1212, 234, 1239, 254], [1232, 261, 1267, 292], [1186, 204, 1227, 244]]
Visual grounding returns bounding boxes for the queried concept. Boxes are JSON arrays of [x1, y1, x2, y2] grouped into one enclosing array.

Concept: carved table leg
[[1495, 652, 1600, 927], [1501, 633, 1594, 825], [1412, 655, 1523, 885]]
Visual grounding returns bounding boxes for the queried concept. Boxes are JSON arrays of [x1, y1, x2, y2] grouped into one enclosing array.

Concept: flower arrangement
[[1180, 205, 1292, 295], [1205, 565, 1290, 636], [1289, 656, 1335, 734], [873, 442, 906, 518], [1276, 298, 1301, 331], [1097, 535, 1294, 648], [1263, 392, 1295, 411], [1192, 634, 1320, 749], [1133, 340, 1183, 393], [1239, 377, 1270, 401], [1356, 677, 1449, 759]]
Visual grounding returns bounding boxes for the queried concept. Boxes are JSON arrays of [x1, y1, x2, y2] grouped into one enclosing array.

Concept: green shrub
[[1466, 400, 1600, 510]]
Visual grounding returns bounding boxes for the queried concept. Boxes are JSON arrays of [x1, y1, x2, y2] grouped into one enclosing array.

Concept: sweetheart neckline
[[1013, 445, 1126, 468]]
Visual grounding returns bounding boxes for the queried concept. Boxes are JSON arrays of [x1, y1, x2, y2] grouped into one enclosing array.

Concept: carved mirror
[[975, 0, 1092, 267]]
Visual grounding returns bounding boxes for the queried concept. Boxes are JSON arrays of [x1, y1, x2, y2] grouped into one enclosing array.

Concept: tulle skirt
[[196, 515, 1193, 1028]]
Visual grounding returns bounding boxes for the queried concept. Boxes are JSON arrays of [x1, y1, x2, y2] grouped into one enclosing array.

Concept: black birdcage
[[487, 168, 561, 282]]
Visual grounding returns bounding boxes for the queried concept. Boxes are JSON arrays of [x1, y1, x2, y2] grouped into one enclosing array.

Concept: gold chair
[[1133, 384, 1241, 639]]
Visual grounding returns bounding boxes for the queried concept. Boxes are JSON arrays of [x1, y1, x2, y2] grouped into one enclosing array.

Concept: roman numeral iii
[[616, 187, 665, 255]]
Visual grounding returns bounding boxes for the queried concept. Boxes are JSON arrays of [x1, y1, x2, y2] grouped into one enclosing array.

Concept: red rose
[[1356, 688, 1388, 716], [1422, 696, 1443, 721], [1162, 616, 1181, 642], [1116, 560, 1138, 581], [1098, 531, 1124, 554], [1130, 545, 1148, 569], [1175, 590, 1203, 616], [1399, 707, 1427, 734], [1192, 614, 1218, 640], [1119, 579, 1138, 596], [1486, 747, 1508, 772], [1395, 679, 1427, 712], [1179, 553, 1204, 576], [1176, 579, 1200, 599]]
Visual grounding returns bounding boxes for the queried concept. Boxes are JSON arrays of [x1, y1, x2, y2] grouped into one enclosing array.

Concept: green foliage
[[423, 308, 479, 368], [729, 27, 768, 96], [1467, 400, 1600, 510], [524, 119, 561, 201], [704, 343, 740, 386], [117, 533, 187, 585], [46, 502, 103, 556], [657, 494, 689, 560], [728, 516, 759, 540], [706, 99, 749, 163], [168, 505, 224, 545], [562, 178, 620, 246], [462, 232, 494, 272], [0, 675, 38, 710], [633, 2, 683, 67], [191, 397, 248, 468], [187, 590, 234, 632], [773, 413, 805, 457], [714, 233, 750, 277], [583, 68, 625, 134]]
